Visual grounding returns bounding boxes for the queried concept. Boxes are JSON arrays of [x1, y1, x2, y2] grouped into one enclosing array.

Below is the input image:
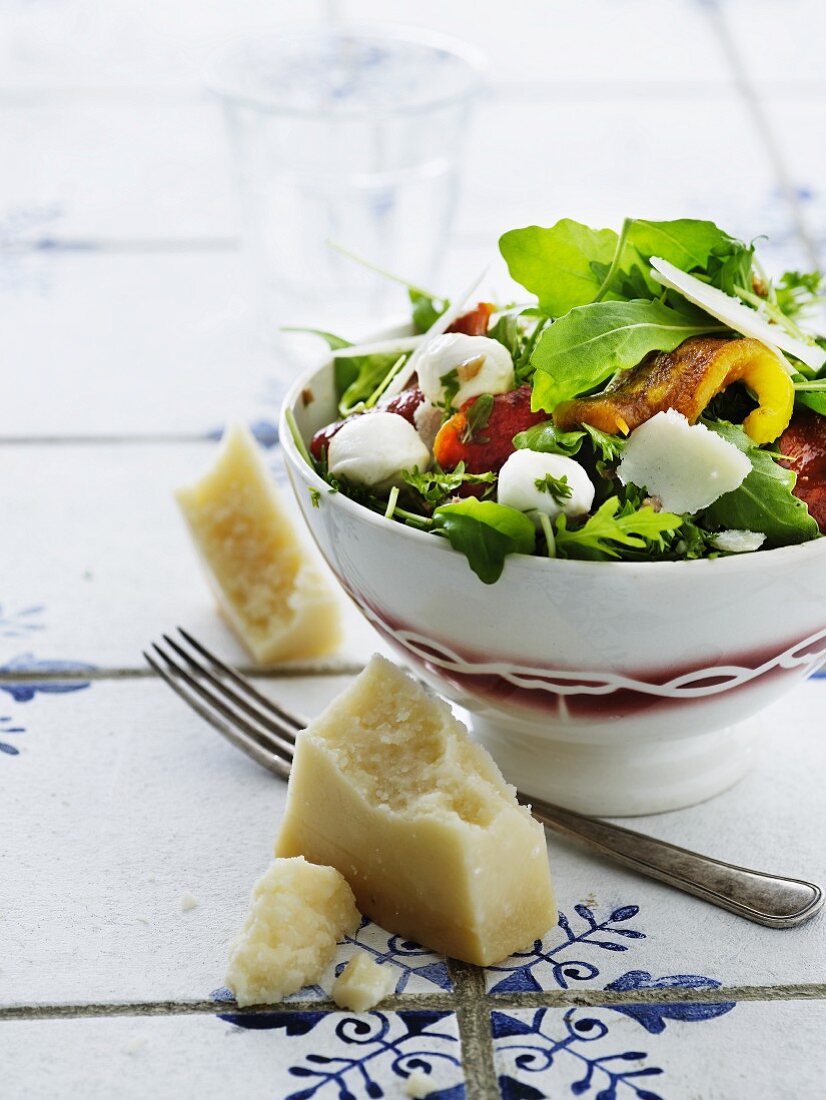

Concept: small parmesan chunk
[[225, 857, 359, 1008], [331, 953, 396, 1012], [712, 529, 766, 553], [417, 334, 514, 409], [276, 655, 556, 966], [327, 412, 431, 491], [403, 1070, 435, 1098], [498, 450, 595, 522], [176, 422, 341, 666], [618, 409, 751, 514]]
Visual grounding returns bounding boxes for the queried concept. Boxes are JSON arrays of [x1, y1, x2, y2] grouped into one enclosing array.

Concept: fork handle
[[524, 795, 823, 929]]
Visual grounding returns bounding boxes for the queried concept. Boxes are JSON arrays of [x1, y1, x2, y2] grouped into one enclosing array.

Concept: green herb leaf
[[432, 499, 536, 583], [409, 288, 450, 333], [308, 487, 321, 509], [554, 496, 683, 560], [334, 352, 408, 416], [531, 299, 721, 412], [462, 394, 494, 443], [775, 270, 824, 319], [701, 421, 819, 546], [513, 421, 586, 456], [401, 462, 496, 506], [535, 473, 572, 504], [499, 219, 619, 315], [580, 424, 625, 463], [438, 367, 461, 413]]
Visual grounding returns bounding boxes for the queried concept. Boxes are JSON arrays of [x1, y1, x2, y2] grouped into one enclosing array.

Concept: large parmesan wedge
[[275, 655, 556, 966], [225, 857, 360, 1007], [176, 422, 341, 665]]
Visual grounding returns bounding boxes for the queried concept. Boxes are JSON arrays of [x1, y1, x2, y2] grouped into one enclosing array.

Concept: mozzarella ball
[[497, 450, 595, 523], [417, 334, 514, 409], [327, 412, 430, 491]]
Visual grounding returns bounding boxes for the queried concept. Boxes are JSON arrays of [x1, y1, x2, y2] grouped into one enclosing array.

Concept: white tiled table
[[3, 2, 826, 1097]]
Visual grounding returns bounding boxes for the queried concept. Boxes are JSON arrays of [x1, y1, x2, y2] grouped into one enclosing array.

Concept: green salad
[[289, 217, 826, 583]]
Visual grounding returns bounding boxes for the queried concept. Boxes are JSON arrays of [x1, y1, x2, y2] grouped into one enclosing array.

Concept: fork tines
[[144, 628, 305, 781]]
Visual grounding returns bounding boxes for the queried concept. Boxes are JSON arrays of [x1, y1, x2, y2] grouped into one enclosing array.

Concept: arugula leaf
[[513, 421, 586, 456], [701, 421, 819, 546], [401, 462, 496, 506], [531, 299, 721, 411], [334, 352, 407, 416], [554, 496, 683, 560], [282, 327, 352, 350], [432, 499, 536, 583], [489, 308, 551, 383], [707, 242, 755, 296], [500, 218, 750, 318], [775, 270, 824, 319], [626, 219, 741, 273], [409, 288, 449, 333], [499, 219, 619, 315]]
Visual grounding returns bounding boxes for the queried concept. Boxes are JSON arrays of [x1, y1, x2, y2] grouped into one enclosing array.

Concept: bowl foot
[[471, 715, 765, 816]]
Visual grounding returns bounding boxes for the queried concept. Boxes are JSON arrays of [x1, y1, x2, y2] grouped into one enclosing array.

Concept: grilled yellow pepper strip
[[717, 339, 794, 445], [554, 337, 794, 445]]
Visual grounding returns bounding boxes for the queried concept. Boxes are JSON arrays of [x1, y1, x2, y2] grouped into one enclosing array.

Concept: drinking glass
[[208, 25, 486, 356]]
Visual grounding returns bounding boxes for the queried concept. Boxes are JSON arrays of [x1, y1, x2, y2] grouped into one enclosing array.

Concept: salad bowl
[[281, 351, 826, 816]]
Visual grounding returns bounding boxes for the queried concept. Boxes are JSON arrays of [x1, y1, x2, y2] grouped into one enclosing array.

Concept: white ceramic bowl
[[281, 355, 826, 815]]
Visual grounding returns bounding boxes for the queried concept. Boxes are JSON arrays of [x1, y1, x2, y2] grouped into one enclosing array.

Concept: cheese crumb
[[125, 1036, 148, 1056], [332, 953, 396, 1012], [618, 409, 751, 514], [176, 421, 341, 666], [403, 1070, 435, 1098], [180, 890, 199, 912], [712, 529, 766, 553], [276, 655, 556, 966], [225, 857, 359, 1008]]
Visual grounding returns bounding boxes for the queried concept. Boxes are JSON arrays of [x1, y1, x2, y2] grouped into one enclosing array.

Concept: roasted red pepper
[[778, 407, 826, 531], [445, 302, 495, 337], [433, 385, 546, 482]]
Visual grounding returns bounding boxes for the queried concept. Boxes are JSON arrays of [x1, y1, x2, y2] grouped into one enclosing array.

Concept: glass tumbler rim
[[204, 21, 488, 120]]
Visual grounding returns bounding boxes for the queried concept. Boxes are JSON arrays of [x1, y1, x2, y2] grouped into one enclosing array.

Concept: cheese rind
[[225, 857, 359, 1007], [276, 655, 556, 966], [331, 953, 396, 1012], [176, 422, 341, 665]]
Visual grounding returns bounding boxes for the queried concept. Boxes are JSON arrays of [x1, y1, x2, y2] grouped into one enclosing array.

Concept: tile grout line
[[3, 981, 826, 1024], [448, 960, 500, 1098], [702, 0, 821, 269]]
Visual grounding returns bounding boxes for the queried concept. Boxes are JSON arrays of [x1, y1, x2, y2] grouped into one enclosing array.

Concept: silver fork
[[145, 628, 823, 931]]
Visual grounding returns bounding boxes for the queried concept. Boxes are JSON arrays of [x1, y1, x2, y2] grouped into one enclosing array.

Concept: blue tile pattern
[[486, 905, 646, 994], [217, 1009, 465, 1098], [493, 996, 735, 1099]]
